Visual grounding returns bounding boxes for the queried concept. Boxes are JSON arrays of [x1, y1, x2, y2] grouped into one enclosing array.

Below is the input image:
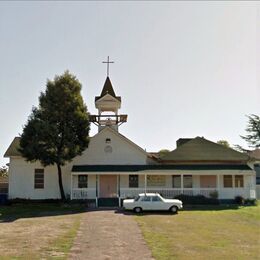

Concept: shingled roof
[[4, 137, 21, 157], [95, 77, 121, 102], [161, 137, 249, 162], [5, 136, 250, 164]]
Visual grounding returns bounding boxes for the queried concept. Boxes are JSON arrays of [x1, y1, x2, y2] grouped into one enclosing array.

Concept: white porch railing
[[71, 187, 254, 200], [120, 188, 218, 199], [70, 188, 218, 200], [71, 188, 96, 200]]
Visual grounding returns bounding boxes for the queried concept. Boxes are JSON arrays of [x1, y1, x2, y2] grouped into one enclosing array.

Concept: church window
[[183, 175, 192, 188], [235, 175, 244, 188], [129, 175, 139, 188], [255, 164, 260, 185], [224, 175, 233, 188], [34, 169, 44, 189], [172, 175, 181, 188], [78, 175, 88, 188]]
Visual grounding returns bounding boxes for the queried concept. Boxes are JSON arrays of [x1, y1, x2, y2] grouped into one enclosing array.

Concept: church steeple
[[95, 77, 121, 102], [90, 76, 127, 132]]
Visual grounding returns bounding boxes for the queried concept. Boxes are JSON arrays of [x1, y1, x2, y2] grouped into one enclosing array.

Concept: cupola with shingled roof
[[90, 57, 127, 132]]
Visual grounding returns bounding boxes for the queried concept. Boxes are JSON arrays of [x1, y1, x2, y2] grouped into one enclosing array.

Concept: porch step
[[98, 197, 119, 207]]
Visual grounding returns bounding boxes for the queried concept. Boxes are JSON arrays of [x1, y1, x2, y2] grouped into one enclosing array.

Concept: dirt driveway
[[69, 209, 154, 260]]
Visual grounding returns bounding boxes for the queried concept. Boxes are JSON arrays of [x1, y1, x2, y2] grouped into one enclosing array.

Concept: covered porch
[[70, 169, 255, 204]]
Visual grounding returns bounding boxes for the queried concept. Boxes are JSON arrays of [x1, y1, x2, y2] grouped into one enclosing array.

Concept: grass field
[[0, 203, 86, 259], [135, 204, 260, 260]]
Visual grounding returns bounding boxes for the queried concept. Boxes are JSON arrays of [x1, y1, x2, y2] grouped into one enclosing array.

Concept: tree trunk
[[57, 163, 66, 201]]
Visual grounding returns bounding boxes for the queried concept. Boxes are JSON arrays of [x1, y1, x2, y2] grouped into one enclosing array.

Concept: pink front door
[[99, 175, 117, 198]]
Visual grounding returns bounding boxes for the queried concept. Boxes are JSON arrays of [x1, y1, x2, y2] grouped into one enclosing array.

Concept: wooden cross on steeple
[[102, 56, 114, 77]]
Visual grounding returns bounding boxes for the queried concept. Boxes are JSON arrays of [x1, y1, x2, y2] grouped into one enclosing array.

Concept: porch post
[[217, 174, 220, 195], [96, 175, 98, 207], [181, 174, 184, 194], [118, 175, 121, 207], [70, 174, 73, 200], [144, 174, 147, 194], [232, 174, 235, 198]]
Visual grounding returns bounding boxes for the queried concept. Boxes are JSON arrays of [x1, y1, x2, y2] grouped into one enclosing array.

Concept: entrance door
[[99, 175, 117, 198]]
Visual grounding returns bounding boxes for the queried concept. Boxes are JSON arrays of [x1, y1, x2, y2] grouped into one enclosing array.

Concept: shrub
[[234, 196, 245, 205], [174, 194, 219, 205], [209, 190, 218, 199], [244, 199, 258, 206]]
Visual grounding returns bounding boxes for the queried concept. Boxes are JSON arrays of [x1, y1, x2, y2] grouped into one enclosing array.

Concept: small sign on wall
[[147, 175, 166, 187], [250, 189, 256, 199]]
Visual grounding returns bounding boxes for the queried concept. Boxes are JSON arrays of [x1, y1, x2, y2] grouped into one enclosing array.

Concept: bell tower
[[90, 76, 127, 132]]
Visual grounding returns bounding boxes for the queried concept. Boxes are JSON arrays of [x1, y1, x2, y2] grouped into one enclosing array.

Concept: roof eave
[[160, 160, 250, 165]]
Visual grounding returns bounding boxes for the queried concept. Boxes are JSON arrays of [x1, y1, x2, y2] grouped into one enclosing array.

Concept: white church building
[[4, 76, 256, 206]]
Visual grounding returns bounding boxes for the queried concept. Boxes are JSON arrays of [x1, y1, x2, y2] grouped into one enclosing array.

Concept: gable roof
[[161, 137, 249, 162], [95, 77, 121, 102], [95, 126, 149, 157], [4, 137, 21, 157], [4, 127, 149, 159], [5, 134, 249, 164]]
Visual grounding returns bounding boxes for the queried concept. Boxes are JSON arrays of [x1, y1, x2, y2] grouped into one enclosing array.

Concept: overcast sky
[[0, 2, 259, 166]]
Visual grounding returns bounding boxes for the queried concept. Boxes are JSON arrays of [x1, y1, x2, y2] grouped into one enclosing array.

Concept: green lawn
[[0, 203, 86, 259], [135, 204, 260, 260]]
